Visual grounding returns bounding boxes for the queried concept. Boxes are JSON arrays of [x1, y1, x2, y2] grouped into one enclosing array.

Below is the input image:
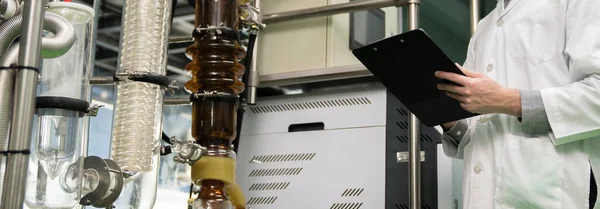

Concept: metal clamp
[[191, 91, 240, 103], [79, 156, 124, 208], [86, 104, 103, 117], [239, 3, 265, 29], [116, 71, 179, 92], [171, 137, 206, 166], [193, 26, 240, 41]]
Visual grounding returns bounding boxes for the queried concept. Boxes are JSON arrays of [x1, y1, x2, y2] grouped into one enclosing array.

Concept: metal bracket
[[86, 104, 103, 117], [396, 151, 425, 163]]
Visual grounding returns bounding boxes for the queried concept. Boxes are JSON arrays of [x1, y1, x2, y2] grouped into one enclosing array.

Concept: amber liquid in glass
[[187, 0, 246, 208]]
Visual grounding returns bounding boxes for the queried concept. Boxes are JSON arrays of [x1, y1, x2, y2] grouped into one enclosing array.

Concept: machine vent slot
[[394, 204, 431, 209], [249, 182, 291, 191], [420, 134, 433, 142], [250, 153, 316, 163], [396, 121, 408, 130], [249, 167, 303, 177], [249, 97, 372, 114], [396, 135, 433, 144], [330, 202, 363, 209], [247, 196, 278, 205], [396, 108, 409, 116], [341, 188, 364, 197], [395, 204, 408, 209], [396, 135, 409, 143]]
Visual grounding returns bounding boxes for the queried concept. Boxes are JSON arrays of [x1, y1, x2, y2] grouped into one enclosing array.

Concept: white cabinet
[[257, 0, 400, 76], [258, 0, 329, 76]]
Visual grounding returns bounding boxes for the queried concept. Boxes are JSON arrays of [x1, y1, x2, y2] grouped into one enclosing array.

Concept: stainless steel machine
[[236, 84, 456, 209]]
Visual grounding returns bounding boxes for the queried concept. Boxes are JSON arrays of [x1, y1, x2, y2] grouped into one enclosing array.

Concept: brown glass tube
[[186, 0, 246, 149], [194, 180, 231, 208], [186, 0, 246, 208]]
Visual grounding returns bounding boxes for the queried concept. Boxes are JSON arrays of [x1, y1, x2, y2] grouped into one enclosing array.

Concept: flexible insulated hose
[[0, 15, 24, 58], [0, 12, 75, 204]]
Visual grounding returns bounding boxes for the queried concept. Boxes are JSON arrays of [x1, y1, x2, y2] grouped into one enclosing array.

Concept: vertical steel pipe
[[469, 0, 480, 35], [1, 0, 45, 208], [246, 0, 261, 105], [407, 2, 420, 209]]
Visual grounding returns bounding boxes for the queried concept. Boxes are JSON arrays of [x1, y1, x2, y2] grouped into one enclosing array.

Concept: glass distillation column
[[186, 0, 247, 208], [109, 0, 172, 208], [24, 2, 94, 208]]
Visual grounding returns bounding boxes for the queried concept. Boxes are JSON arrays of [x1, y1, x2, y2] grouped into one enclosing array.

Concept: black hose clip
[[0, 149, 31, 156], [0, 65, 40, 73], [115, 71, 179, 92], [35, 96, 103, 117]]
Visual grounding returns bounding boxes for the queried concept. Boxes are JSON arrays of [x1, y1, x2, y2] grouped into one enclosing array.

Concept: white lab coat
[[443, 0, 600, 208]]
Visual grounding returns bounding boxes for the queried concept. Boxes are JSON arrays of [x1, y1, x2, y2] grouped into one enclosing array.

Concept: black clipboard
[[352, 29, 478, 127]]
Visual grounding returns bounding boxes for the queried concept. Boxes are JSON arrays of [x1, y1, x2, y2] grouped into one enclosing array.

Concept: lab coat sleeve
[[442, 119, 470, 159], [520, 90, 551, 135], [539, 0, 600, 145], [441, 36, 477, 159]]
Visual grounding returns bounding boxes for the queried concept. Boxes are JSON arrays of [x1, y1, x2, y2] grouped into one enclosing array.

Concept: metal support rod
[[246, 32, 259, 104], [164, 97, 190, 106], [168, 35, 194, 44], [2, 0, 45, 208], [89, 76, 116, 85], [264, 0, 407, 24], [469, 0, 480, 35], [246, 0, 262, 105], [407, 1, 420, 209]]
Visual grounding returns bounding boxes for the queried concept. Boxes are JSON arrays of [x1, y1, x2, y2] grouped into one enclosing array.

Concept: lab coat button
[[497, 19, 504, 26], [486, 64, 493, 72], [474, 165, 482, 174]]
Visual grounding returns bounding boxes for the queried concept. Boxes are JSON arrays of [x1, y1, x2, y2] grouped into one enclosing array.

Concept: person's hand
[[434, 63, 522, 117]]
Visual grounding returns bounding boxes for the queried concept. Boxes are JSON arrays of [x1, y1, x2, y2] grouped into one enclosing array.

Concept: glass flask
[[24, 2, 94, 208]]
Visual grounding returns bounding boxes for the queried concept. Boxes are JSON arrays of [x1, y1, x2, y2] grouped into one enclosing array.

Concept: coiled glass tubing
[[110, 0, 171, 173]]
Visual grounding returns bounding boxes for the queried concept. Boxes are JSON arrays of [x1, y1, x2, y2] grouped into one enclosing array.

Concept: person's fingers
[[446, 91, 465, 102], [438, 84, 468, 96], [435, 71, 468, 85]]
